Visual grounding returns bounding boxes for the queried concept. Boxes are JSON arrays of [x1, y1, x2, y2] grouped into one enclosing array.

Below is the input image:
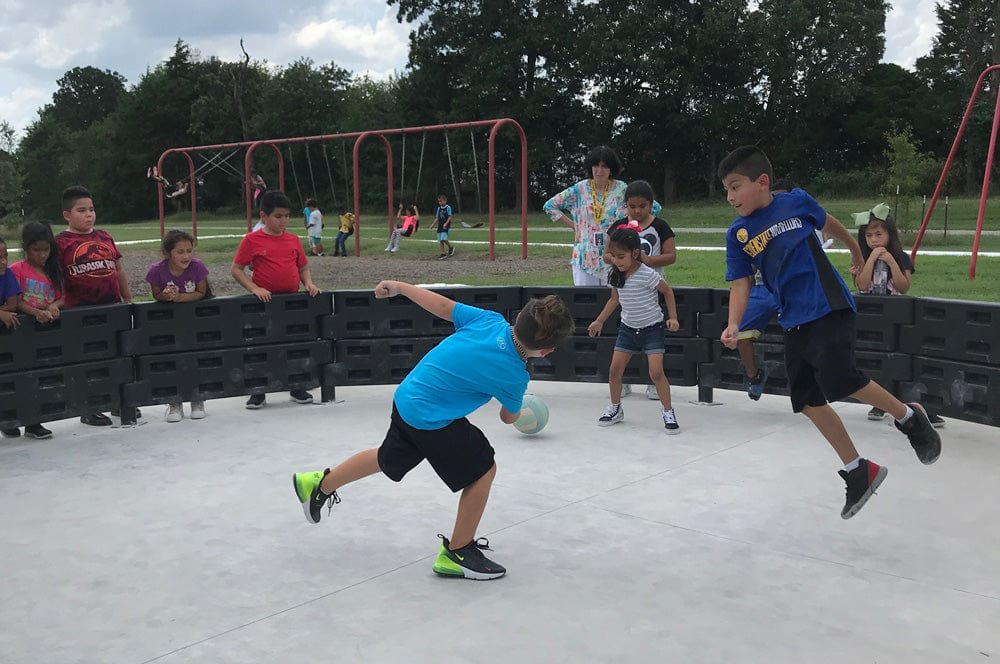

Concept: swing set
[[156, 118, 528, 260], [910, 64, 1000, 279]]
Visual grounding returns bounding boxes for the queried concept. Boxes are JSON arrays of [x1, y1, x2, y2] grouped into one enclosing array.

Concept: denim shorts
[[437, 231, 449, 241], [614, 321, 666, 355]]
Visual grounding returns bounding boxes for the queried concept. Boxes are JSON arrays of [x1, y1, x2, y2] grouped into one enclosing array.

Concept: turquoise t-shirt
[[394, 303, 528, 430]]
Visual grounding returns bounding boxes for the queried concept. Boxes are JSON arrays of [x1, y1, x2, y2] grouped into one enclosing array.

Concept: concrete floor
[[2, 382, 997, 664]]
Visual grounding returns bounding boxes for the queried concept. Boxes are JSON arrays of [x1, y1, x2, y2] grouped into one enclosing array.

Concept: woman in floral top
[[543, 146, 659, 285]]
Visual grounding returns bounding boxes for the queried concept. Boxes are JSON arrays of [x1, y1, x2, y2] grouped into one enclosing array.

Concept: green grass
[[94, 196, 1000, 302]]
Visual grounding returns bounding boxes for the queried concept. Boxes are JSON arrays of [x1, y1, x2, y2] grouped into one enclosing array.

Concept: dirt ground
[[123, 249, 568, 298]]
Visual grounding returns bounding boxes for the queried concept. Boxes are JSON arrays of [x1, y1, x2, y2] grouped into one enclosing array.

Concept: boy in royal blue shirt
[[718, 145, 941, 520]]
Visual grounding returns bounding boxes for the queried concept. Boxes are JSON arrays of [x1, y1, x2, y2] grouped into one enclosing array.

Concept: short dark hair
[[437, 193, 447, 200], [583, 145, 623, 178], [62, 185, 93, 211], [259, 189, 292, 215], [771, 177, 795, 193], [624, 180, 656, 204], [717, 145, 773, 183], [305, 198, 318, 208]]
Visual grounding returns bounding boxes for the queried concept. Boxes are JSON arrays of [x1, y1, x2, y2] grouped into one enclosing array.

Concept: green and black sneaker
[[432, 534, 506, 580], [292, 469, 340, 524]]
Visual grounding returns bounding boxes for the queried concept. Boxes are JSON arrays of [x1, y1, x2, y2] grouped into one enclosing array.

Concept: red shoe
[[838, 458, 888, 519]]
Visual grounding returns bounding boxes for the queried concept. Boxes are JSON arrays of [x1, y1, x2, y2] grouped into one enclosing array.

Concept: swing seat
[[460, 221, 483, 228]]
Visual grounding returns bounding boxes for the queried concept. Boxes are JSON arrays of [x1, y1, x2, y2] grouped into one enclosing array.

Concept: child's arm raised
[[656, 280, 680, 332], [375, 280, 455, 321], [587, 288, 619, 336], [721, 276, 752, 349]]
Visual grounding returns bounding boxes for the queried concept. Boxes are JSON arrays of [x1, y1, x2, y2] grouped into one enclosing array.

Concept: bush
[[806, 168, 883, 198]]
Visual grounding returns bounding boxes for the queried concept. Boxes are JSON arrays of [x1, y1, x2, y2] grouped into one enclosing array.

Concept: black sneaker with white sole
[[290, 389, 314, 404], [598, 403, 623, 426], [894, 403, 942, 465], [245, 394, 266, 409]]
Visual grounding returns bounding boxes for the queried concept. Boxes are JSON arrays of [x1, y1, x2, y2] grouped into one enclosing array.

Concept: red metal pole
[[155, 150, 195, 239], [487, 119, 528, 261], [352, 132, 395, 257], [970, 82, 1000, 279], [911, 65, 1000, 265]]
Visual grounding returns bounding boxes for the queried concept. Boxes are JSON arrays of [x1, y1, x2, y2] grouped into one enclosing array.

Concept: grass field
[[11, 195, 998, 301]]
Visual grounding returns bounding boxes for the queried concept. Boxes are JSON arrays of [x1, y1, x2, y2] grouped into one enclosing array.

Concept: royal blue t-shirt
[[394, 302, 528, 429], [725, 188, 854, 329], [0, 267, 22, 303]]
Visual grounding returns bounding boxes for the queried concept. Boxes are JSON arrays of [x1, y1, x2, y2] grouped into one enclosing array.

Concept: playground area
[[2, 383, 997, 663]]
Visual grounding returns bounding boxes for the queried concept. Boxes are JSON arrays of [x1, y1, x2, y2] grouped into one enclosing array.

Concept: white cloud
[[883, 0, 937, 69]]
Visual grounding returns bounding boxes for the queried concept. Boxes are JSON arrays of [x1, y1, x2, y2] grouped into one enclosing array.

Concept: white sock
[[896, 405, 914, 424], [843, 457, 861, 472]]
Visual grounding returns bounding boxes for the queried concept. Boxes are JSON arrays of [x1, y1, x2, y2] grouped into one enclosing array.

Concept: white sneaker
[[621, 384, 632, 397], [598, 403, 624, 426], [189, 401, 206, 419], [165, 403, 183, 423], [645, 384, 659, 400], [390, 246, 399, 252], [384, 244, 392, 252], [662, 408, 680, 434]]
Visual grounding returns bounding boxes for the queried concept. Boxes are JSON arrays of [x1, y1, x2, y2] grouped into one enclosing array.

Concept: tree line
[[0, 0, 996, 226]]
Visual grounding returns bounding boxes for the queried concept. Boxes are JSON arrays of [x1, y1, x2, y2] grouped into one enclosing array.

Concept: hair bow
[[625, 220, 642, 231]]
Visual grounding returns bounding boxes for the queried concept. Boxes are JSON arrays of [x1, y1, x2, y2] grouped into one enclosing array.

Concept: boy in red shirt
[[56, 185, 134, 427], [231, 189, 321, 409]]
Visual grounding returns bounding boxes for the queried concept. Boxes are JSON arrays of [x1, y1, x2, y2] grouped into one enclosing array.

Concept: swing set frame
[[155, 118, 528, 260]]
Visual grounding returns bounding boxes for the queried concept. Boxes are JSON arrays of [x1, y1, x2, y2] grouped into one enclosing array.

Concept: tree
[[50, 66, 127, 131], [389, 0, 593, 208], [586, 0, 756, 200], [884, 129, 940, 230], [752, 0, 889, 177], [916, 0, 1000, 191]]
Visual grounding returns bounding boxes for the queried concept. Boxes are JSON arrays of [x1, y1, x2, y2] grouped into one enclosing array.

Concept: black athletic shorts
[[784, 308, 870, 413], [377, 402, 496, 492]]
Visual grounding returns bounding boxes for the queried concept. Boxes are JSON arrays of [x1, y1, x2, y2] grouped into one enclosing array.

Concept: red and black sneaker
[[838, 458, 888, 519]]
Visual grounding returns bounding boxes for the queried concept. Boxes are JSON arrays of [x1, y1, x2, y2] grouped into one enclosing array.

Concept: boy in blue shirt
[[718, 146, 941, 520], [434, 194, 454, 259], [292, 281, 572, 579]]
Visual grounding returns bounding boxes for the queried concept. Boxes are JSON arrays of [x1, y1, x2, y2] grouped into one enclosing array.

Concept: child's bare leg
[[608, 351, 630, 402], [320, 448, 382, 493], [647, 353, 672, 409], [801, 404, 861, 464], [450, 463, 496, 548], [851, 380, 907, 420], [737, 338, 757, 376]]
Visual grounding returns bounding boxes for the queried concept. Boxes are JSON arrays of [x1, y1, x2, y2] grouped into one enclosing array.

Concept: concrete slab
[[1, 383, 997, 664]]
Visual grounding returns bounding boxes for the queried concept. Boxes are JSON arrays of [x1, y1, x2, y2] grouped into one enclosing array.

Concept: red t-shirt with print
[[233, 230, 307, 293], [56, 229, 123, 307]]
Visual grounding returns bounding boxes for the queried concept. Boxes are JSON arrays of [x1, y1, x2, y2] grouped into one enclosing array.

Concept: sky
[[0, 0, 939, 142]]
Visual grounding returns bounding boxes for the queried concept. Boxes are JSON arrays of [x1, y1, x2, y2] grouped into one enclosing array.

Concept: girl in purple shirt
[[145, 230, 211, 423]]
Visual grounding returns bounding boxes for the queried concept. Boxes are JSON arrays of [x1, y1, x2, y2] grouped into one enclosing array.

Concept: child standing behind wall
[[146, 229, 211, 423], [56, 185, 134, 427], [2, 222, 65, 439], [853, 203, 944, 427], [231, 189, 321, 410]]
